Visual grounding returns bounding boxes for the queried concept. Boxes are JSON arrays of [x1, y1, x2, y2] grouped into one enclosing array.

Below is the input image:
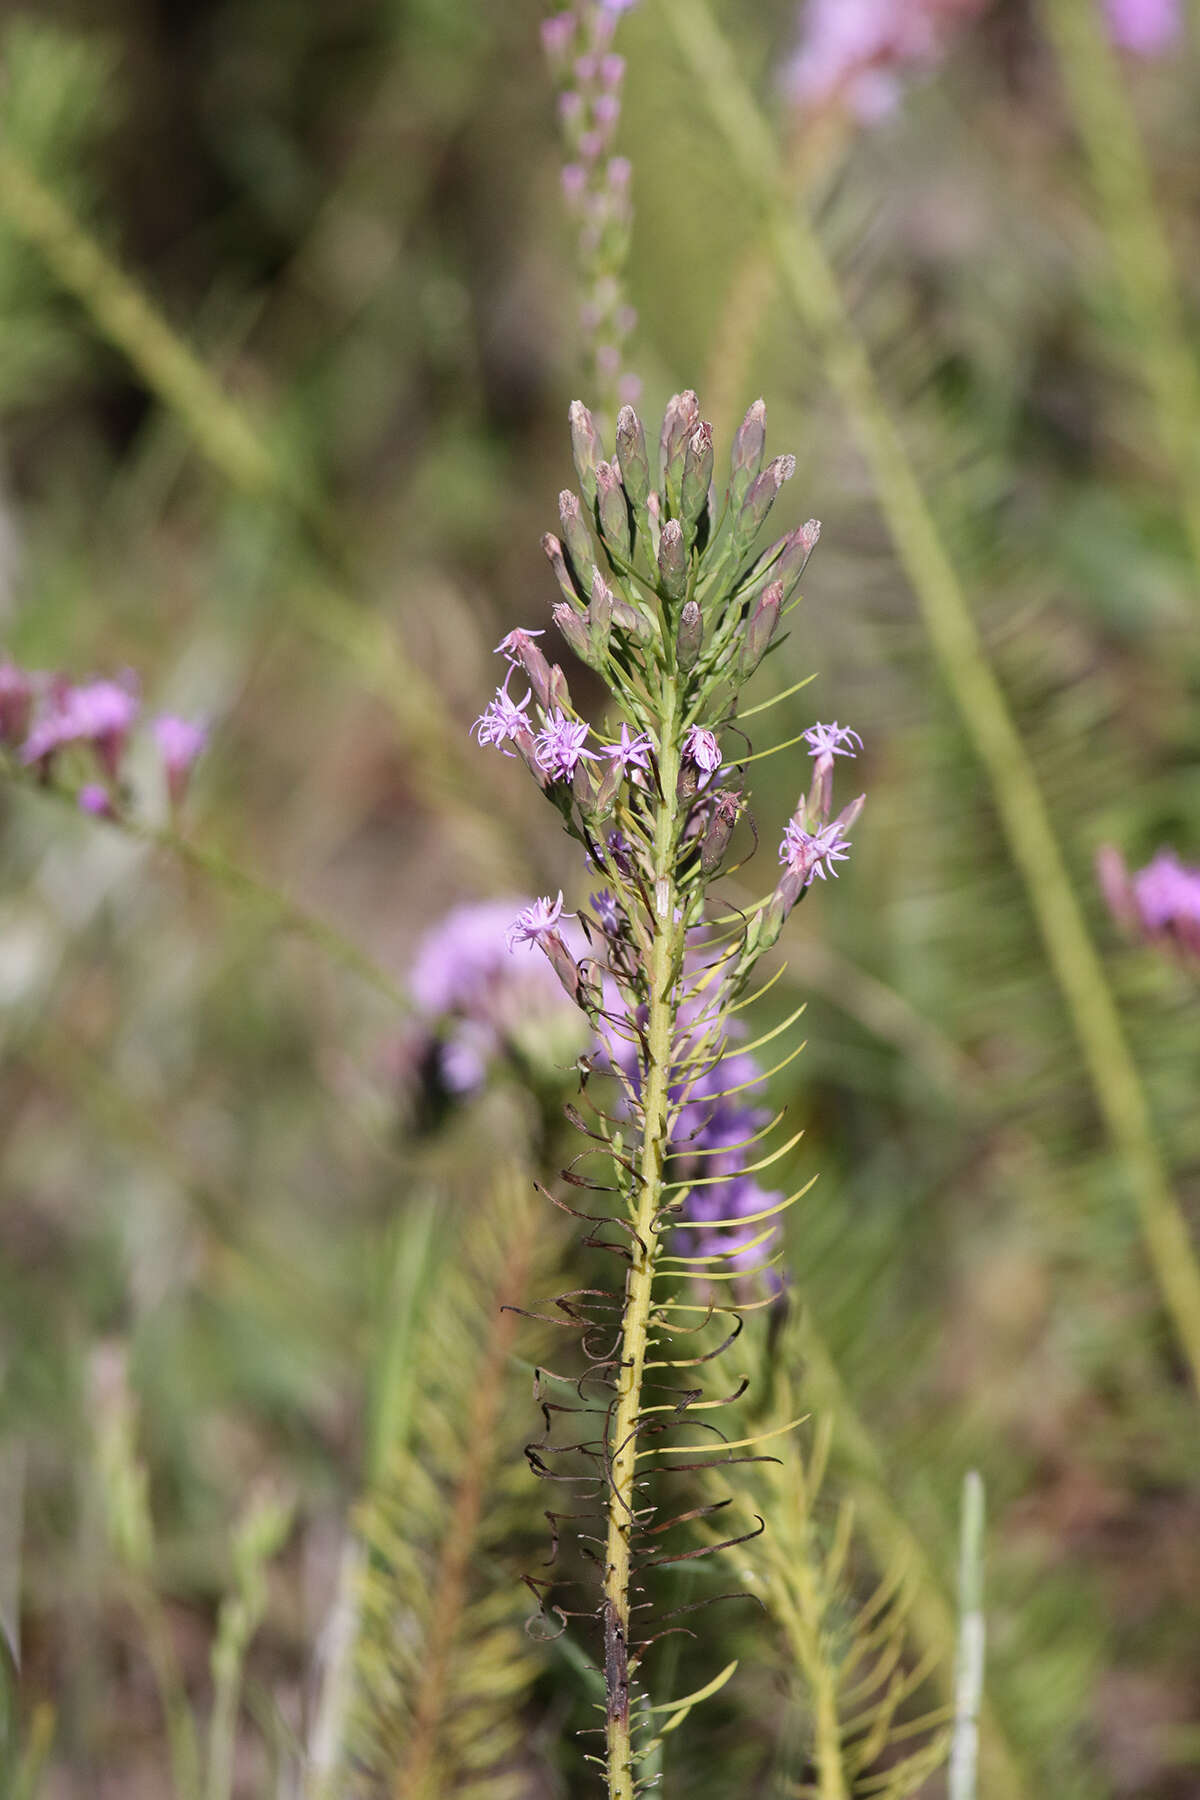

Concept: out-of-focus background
[[2, 0, 1200, 1795]]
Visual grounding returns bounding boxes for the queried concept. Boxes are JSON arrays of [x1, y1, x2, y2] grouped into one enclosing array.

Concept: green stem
[[603, 674, 684, 1800], [664, 0, 1200, 1403], [1037, 0, 1200, 580]]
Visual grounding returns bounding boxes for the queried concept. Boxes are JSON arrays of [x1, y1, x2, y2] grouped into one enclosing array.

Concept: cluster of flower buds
[[541, 1, 640, 415], [0, 654, 207, 818], [1097, 844, 1200, 962], [475, 391, 861, 968]]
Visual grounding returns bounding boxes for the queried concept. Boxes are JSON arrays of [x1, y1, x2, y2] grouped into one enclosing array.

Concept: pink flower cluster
[[0, 654, 207, 815]]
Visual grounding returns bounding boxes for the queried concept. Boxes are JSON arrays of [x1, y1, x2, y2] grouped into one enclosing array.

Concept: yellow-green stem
[[664, 0, 1200, 1402], [603, 674, 684, 1800]]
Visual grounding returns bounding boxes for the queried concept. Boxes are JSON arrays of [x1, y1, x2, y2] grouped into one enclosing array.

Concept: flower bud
[[547, 664, 572, 712], [595, 461, 631, 559], [657, 518, 688, 601], [659, 390, 699, 508], [676, 599, 703, 671], [542, 532, 585, 607], [740, 580, 783, 679], [736, 454, 796, 541], [559, 490, 599, 593], [573, 756, 598, 814], [728, 398, 766, 513], [700, 789, 741, 874], [615, 404, 650, 508], [498, 629, 554, 710], [592, 756, 624, 817], [775, 518, 820, 600], [553, 601, 591, 664], [680, 421, 714, 531], [569, 400, 604, 506], [610, 594, 655, 644], [589, 572, 614, 662]]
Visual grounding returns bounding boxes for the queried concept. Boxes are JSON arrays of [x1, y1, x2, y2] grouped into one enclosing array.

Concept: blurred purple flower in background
[[409, 897, 591, 1095], [1103, 0, 1181, 53], [672, 1050, 783, 1281], [21, 675, 139, 779], [154, 714, 208, 810], [783, 0, 988, 123], [1097, 845, 1200, 959]]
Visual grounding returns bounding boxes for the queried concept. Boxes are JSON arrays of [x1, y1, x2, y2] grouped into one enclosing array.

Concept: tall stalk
[[475, 390, 862, 1792]]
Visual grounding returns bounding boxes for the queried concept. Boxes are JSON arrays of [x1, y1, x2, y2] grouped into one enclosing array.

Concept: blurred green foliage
[[2, 0, 1200, 1795]]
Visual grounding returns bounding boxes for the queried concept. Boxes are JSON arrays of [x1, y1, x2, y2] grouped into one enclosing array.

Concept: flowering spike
[[657, 518, 688, 600], [594, 460, 631, 559], [615, 404, 650, 507], [468, 390, 862, 1795], [569, 400, 604, 505]]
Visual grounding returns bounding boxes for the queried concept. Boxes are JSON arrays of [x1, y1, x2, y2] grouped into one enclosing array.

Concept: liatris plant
[[473, 389, 862, 1796]]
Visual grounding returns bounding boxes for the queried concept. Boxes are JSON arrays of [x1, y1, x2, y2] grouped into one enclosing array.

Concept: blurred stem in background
[[1037, 0, 1200, 581], [664, 0, 1200, 1402]]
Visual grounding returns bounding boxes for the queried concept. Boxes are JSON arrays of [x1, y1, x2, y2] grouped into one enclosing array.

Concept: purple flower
[[1098, 845, 1200, 957], [803, 720, 862, 759], [783, 0, 986, 123], [535, 709, 599, 780], [779, 817, 852, 886], [472, 667, 533, 752], [409, 897, 590, 1094], [78, 783, 115, 819], [590, 888, 623, 935], [22, 677, 139, 777], [154, 714, 208, 807], [495, 627, 546, 660], [506, 891, 572, 952], [671, 1048, 782, 1283], [1103, 0, 1180, 53], [683, 725, 722, 774], [607, 723, 653, 772]]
